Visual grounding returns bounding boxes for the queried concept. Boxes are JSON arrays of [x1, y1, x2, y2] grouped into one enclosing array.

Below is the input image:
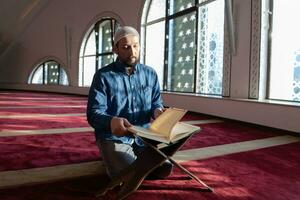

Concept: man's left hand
[[153, 107, 165, 119]]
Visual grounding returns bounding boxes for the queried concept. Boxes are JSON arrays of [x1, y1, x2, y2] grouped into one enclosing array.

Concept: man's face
[[113, 35, 140, 67]]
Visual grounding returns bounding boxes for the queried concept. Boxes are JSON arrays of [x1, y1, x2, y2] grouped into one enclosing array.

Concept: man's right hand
[[110, 117, 132, 137]]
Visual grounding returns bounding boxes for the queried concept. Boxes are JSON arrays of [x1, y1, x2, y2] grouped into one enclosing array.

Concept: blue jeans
[[97, 139, 173, 178]]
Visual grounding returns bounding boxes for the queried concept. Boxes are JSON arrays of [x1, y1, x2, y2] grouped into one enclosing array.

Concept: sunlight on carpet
[[0, 91, 299, 200]]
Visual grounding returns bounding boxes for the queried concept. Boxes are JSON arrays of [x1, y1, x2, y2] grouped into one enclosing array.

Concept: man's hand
[[153, 107, 166, 119], [111, 117, 132, 137]]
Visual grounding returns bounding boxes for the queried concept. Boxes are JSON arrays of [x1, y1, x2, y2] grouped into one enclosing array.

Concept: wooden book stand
[[95, 130, 213, 200]]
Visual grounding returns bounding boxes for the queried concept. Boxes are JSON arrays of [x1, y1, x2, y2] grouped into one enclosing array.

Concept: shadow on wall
[[0, 42, 28, 83]]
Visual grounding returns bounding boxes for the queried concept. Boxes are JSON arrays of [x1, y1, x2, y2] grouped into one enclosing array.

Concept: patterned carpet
[[0, 91, 299, 200]]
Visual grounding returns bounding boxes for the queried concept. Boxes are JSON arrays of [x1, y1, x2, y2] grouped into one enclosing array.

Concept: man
[[87, 26, 173, 179]]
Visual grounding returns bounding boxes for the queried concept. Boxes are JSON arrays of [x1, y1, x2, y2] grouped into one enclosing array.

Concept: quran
[[128, 107, 200, 143]]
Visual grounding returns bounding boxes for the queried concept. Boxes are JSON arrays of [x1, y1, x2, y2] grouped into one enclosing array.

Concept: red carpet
[[0, 142, 299, 200], [0, 91, 287, 172], [0, 116, 89, 131], [0, 91, 86, 99], [0, 107, 86, 115], [0, 132, 99, 171], [0, 100, 86, 107], [0, 120, 284, 171], [181, 112, 215, 121], [0, 91, 299, 200], [181, 121, 284, 150], [133, 141, 300, 200]]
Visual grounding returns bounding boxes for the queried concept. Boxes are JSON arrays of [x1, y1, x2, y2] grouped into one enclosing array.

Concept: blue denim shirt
[[86, 59, 163, 144]]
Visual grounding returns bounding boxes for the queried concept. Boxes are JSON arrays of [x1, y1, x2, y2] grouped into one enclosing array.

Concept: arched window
[[79, 18, 120, 87], [141, 0, 229, 95], [261, 0, 300, 103], [28, 60, 69, 85]]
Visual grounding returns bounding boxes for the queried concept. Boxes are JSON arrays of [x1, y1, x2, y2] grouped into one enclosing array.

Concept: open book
[[128, 107, 200, 143]]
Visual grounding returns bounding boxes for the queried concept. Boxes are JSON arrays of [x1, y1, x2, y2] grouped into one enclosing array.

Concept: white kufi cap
[[113, 26, 139, 45]]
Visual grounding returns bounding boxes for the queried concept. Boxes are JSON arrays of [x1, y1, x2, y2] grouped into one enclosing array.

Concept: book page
[[149, 108, 187, 137], [170, 122, 200, 142], [128, 122, 201, 144], [128, 126, 170, 143]]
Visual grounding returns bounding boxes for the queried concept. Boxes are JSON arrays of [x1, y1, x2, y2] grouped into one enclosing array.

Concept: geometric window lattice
[[293, 50, 300, 101], [47, 61, 60, 85], [167, 12, 196, 92], [28, 60, 69, 85], [222, 19, 231, 97], [97, 20, 115, 68], [168, 0, 195, 15], [142, 0, 226, 95], [197, 0, 224, 95], [79, 18, 120, 87], [249, 0, 262, 99]]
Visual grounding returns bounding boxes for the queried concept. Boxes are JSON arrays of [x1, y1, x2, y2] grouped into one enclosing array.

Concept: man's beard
[[125, 56, 139, 67]]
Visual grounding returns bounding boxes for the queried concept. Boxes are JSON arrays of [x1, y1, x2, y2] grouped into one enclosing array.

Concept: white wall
[[0, 0, 144, 85], [0, 0, 299, 133], [162, 92, 300, 133]]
